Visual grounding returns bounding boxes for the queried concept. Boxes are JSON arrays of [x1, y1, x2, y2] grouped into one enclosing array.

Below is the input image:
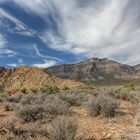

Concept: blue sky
[[0, 0, 140, 68]]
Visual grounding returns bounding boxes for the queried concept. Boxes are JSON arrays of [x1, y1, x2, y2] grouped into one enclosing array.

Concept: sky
[[0, 0, 140, 68]]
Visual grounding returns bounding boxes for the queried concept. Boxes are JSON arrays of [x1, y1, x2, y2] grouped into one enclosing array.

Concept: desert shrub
[[122, 91, 138, 103], [17, 94, 69, 123], [44, 94, 69, 115], [20, 93, 69, 114], [87, 94, 120, 117], [20, 94, 37, 105], [108, 89, 139, 103], [17, 105, 46, 123], [0, 135, 26, 140], [0, 97, 4, 103], [31, 87, 38, 94], [60, 91, 89, 106], [49, 116, 77, 140], [6, 95, 22, 103], [60, 93, 79, 106], [3, 102, 16, 111], [16, 92, 70, 124], [0, 119, 49, 139], [20, 88, 27, 94]]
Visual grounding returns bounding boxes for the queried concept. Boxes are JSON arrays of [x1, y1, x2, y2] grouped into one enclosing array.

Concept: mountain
[[0, 66, 84, 93], [134, 64, 140, 74], [45, 58, 140, 84]]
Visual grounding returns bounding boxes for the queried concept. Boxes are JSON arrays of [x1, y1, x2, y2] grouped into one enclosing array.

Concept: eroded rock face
[[45, 58, 140, 83]]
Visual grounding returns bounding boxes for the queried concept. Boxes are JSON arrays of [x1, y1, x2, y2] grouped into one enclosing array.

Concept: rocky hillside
[[0, 66, 84, 93], [45, 58, 140, 84]]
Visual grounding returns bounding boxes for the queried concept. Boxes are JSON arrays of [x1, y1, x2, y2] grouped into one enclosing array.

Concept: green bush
[[31, 87, 38, 94], [42, 85, 60, 94], [126, 83, 135, 90]]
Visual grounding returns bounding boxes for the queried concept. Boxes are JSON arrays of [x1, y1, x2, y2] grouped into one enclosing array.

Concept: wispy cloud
[[32, 59, 56, 68], [6, 58, 24, 67], [13, 0, 50, 16], [33, 44, 62, 62], [0, 8, 36, 37], [0, 34, 16, 57], [0, 34, 6, 48], [7, 63, 17, 67], [0, 49, 16, 57], [8, 44, 61, 67], [12, 0, 140, 65], [17, 58, 23, 64]]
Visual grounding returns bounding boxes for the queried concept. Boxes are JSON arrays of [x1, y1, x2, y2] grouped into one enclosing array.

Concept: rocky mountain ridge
[[45, 58, 140, 84]]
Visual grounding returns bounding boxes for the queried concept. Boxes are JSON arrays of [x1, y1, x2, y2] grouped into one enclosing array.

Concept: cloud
[[0, 8, 36, 37], [0, 49, 16, 57], [7, 63, 17, 67], [33, 44, 62, 61], [0, 34, 16, 57], [13, 0, 50, 16], [7, 44, 61, 68], [5, 0, 140, 65], [17, 58, 23, 63], [6, 58, 24, 67], [0, 34, 6, 48], [32, 59, 56, 68]]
